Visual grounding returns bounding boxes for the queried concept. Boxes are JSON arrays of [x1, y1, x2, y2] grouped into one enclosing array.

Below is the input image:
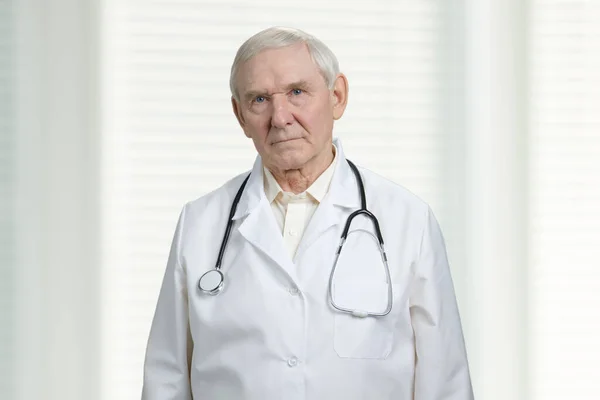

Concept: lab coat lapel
[[294, 199, 340, 262], [233, 155, 296, 280], [295, 138, 362, 261]]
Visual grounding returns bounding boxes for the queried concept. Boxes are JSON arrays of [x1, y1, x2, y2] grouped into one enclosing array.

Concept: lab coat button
[[287, 357, 298, 367], [288, 287, 299, 296]]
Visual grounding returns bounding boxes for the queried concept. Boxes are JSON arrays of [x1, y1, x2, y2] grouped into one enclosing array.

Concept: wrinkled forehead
[[236, 43, 326, 96]]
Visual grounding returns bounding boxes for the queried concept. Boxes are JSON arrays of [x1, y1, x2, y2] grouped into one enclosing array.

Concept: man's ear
[[331, 73, 349, 120], [231, 96, 247, 130]]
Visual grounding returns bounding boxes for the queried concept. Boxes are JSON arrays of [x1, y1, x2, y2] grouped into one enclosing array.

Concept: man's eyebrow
[[243, 81, 312, 102], [284, 80, 311, 91], [243, 90, 266, 102]]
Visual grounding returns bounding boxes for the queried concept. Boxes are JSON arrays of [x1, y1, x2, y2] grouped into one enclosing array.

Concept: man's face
[[232, 42, 348, 173]]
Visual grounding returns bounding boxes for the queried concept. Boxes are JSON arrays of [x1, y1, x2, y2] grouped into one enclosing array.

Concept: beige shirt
[[263, 145, 338, 258]]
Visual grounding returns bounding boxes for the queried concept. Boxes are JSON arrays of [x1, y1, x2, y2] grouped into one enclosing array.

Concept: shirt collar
[[263, 144, 338, 204]]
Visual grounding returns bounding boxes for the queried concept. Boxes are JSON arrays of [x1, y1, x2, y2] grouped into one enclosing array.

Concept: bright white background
[[2, 0, 600, 399]]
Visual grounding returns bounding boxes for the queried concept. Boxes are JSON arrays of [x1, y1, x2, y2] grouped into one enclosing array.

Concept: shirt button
[[288, 287, 299, 296], [288, 229, 298, 236], [287, 357, 299, 367]]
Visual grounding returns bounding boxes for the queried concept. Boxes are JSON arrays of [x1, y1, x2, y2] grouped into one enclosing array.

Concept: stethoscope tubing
[[199, 159, 392, 318]]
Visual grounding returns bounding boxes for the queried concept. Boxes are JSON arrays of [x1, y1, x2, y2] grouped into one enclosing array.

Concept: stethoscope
[[197, 160, 393, 318]]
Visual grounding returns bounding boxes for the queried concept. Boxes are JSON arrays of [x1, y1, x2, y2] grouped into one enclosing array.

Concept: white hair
[[229, 26, 340, 101]]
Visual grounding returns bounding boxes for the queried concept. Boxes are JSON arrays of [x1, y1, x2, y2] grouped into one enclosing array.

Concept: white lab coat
[[142, 138, 473, 400]]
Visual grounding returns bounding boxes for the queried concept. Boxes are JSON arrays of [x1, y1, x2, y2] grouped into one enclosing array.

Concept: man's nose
[[270, 94, 294, 128]]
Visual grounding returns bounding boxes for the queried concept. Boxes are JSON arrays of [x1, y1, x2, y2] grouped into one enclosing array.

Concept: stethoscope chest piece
[[198, 269, 224, 295]]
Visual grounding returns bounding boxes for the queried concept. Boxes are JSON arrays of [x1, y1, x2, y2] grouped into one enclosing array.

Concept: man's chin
[[270, 153, 309, 171]]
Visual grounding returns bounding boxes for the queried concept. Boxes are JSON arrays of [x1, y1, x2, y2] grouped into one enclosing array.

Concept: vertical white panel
[[101, 1, 456, 398], [529, 1, 600, 399], [13, 1, 101, 399], [464, 0, 529, 398], [0, 0, 14, 398]]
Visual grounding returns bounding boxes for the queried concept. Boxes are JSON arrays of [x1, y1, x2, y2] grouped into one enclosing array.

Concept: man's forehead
[[244, 73, 313, 91], [237, 44, 323, 93]]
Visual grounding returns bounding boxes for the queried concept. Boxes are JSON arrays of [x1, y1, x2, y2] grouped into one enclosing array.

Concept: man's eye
[[255, 96, 266, 103], [292, 89, 303, 95]]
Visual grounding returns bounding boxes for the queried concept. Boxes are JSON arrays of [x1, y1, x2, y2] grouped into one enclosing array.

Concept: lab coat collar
[[232, 137, 361, 221], [232, 137, 362, 272], [231, 154, 266, 221], [326, 138, 362, 210]]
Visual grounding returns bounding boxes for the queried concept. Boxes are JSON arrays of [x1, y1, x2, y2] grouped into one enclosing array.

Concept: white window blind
[[0, 0, 14, 398], [100, 1, 457, 398], [529, 1, 600, 399]]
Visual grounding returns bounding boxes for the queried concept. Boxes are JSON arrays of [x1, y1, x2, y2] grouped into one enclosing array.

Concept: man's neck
[[268, 147, 335, 194]]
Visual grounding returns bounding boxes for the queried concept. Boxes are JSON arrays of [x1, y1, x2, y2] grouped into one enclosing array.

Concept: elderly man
[[142, 26, 473, 399]]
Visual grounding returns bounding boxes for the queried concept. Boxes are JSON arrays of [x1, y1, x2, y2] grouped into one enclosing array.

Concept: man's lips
[[272, 137, 302, 144]]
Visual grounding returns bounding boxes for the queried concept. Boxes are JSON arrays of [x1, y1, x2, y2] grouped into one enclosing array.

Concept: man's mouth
[[273, 137, 301, 144]]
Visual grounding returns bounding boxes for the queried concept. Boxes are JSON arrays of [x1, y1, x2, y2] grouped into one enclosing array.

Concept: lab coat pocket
[[333, 281, 400, 359]]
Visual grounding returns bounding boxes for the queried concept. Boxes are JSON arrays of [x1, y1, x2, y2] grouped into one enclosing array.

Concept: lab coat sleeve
[[142, 204, 193, 400], [409, 206, 474, 399]]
